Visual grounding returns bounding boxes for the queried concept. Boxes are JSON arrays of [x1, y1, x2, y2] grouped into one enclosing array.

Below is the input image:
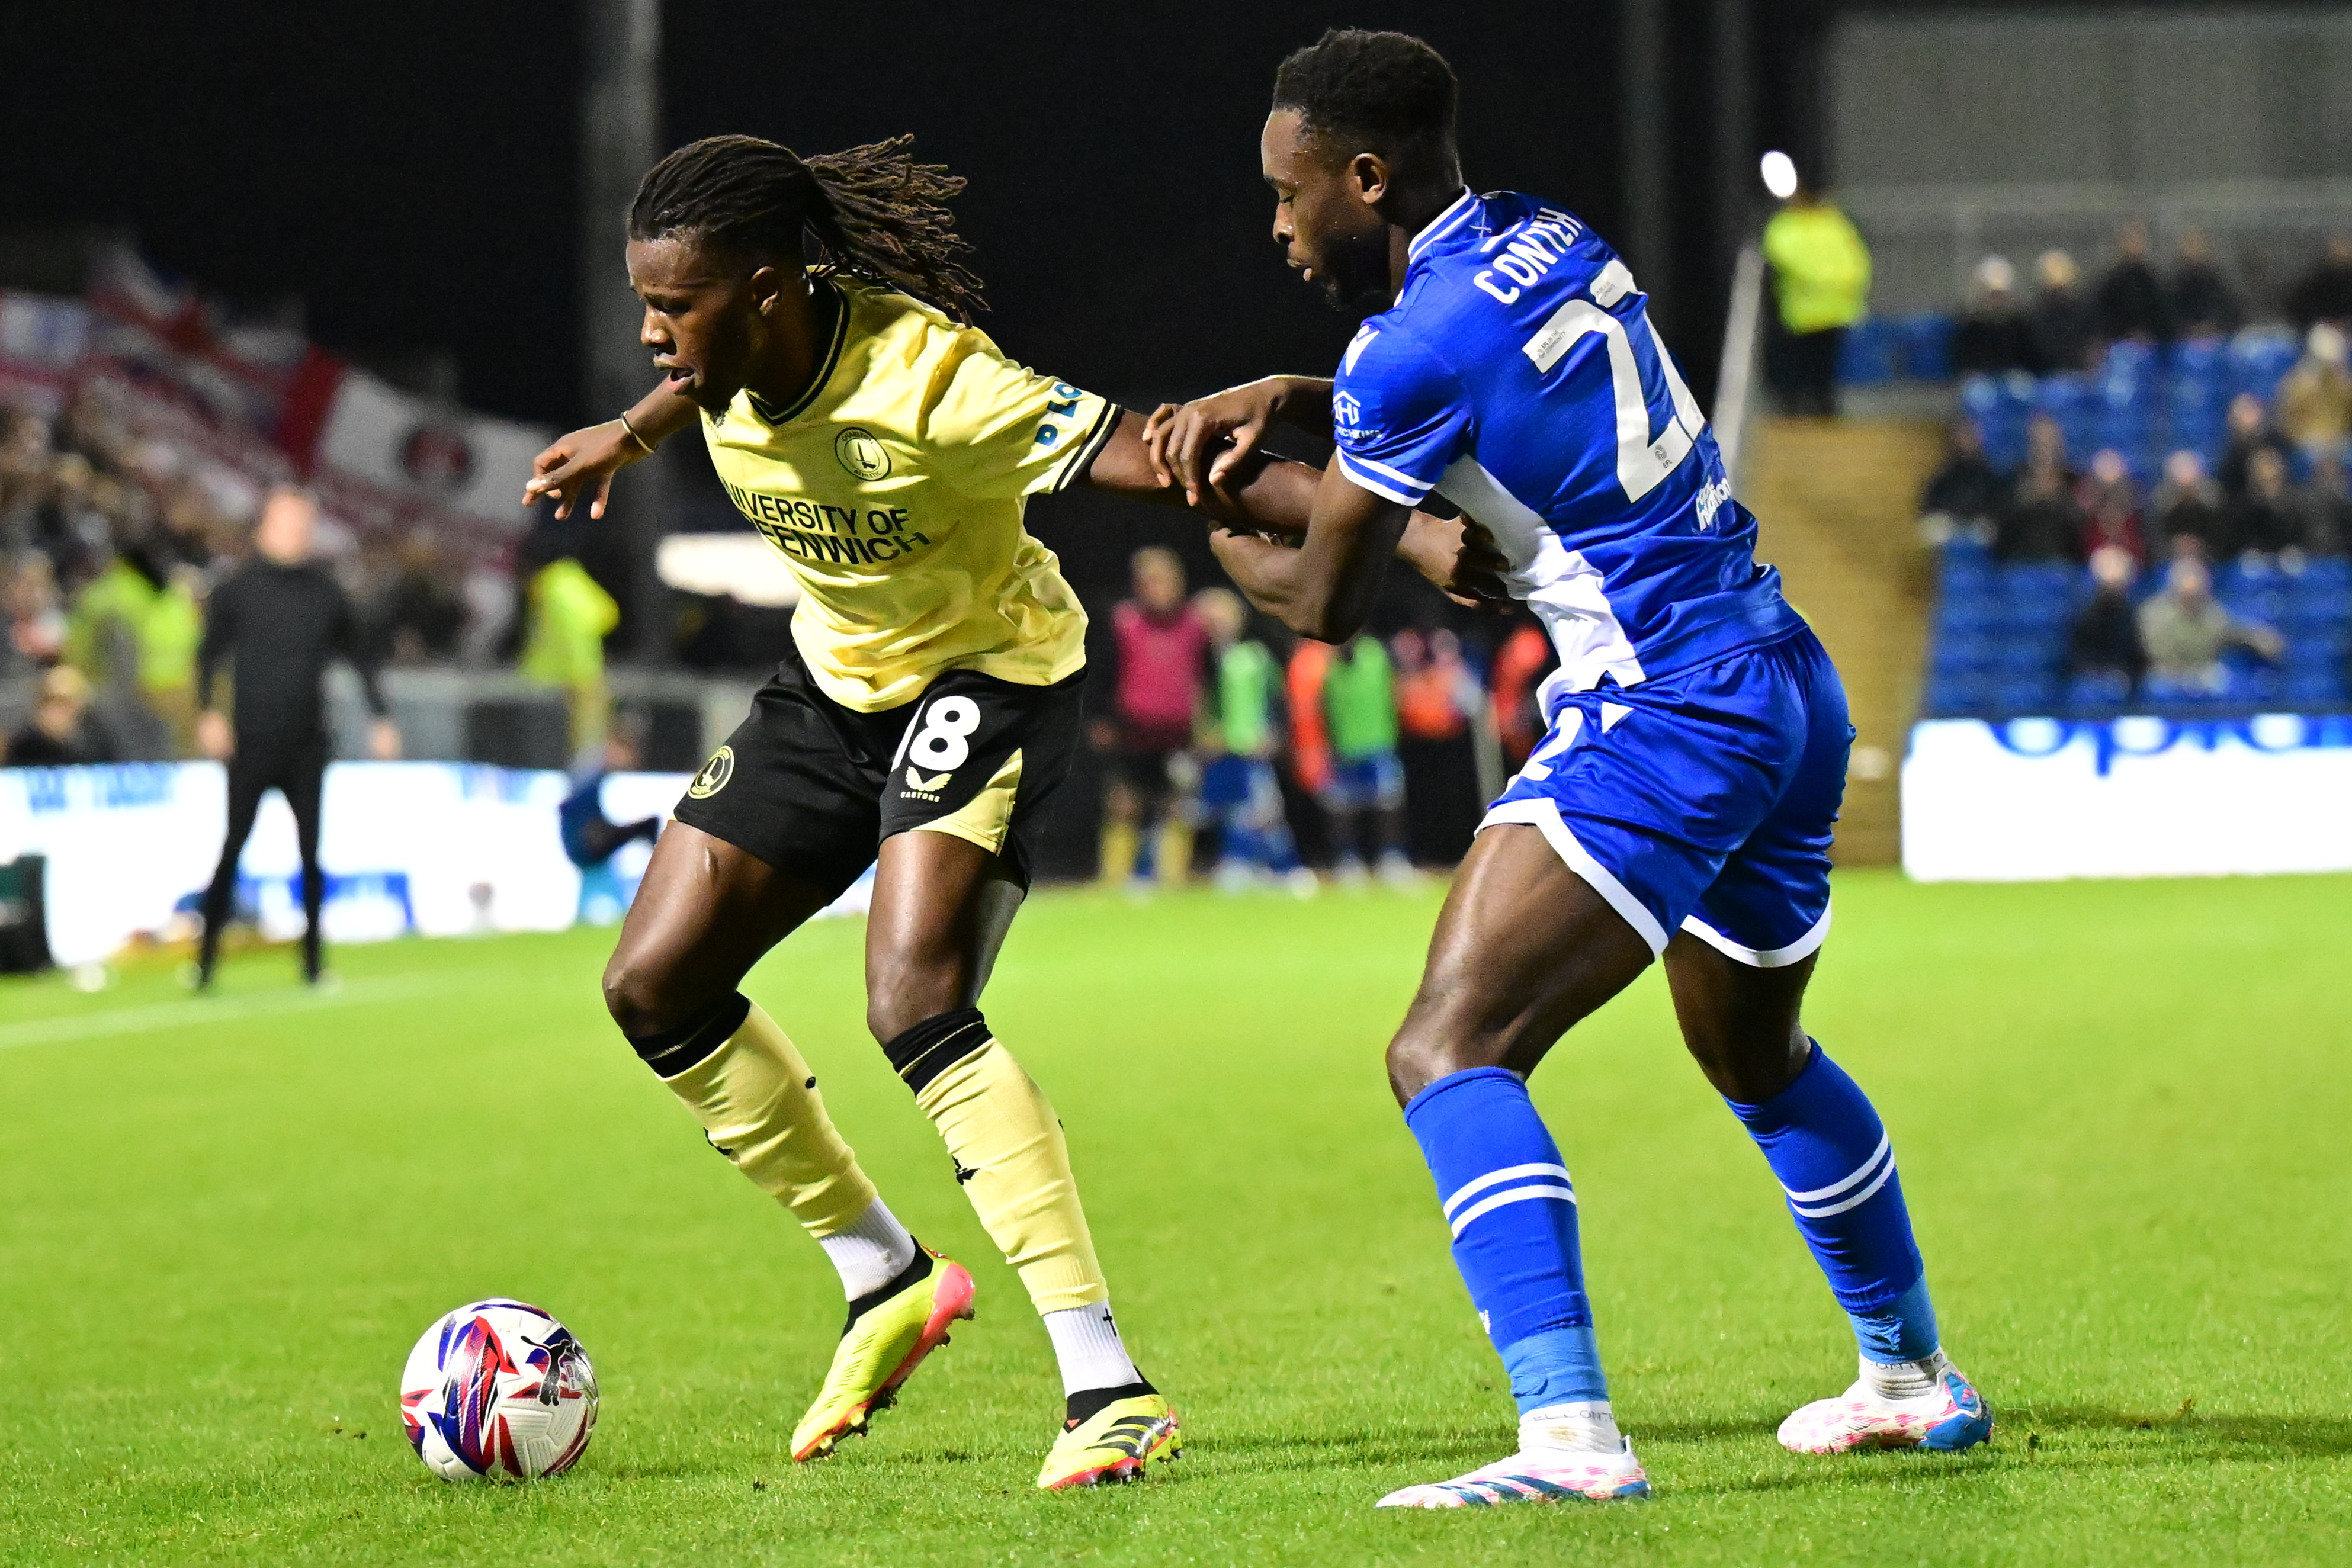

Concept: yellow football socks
[[657, 999, 878, 1239], [885, 1009, 1108, 1314], [1099, 820, 1139, 885]]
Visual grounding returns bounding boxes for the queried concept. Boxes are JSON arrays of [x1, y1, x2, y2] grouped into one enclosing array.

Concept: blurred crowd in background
[[1086, 545, 1551, 894], [0, 385, 636, 767], [1908, 229, 2352, 717]]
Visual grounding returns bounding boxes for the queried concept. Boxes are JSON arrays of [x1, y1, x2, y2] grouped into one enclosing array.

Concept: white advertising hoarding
[[1902, 715, 2352, 881], [0, 763, 691, 967]]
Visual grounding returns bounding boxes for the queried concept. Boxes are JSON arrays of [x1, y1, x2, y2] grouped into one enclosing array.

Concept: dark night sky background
[[1, 0, 1843, 640], [0, 1, 1852, 427]]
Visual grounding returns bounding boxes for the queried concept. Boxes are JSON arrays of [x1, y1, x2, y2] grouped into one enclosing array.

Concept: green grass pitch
[[1, 870, 2347, 1565]]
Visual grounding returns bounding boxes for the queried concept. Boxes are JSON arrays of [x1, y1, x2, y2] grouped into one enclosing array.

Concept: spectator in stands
[[2152, 450, 2232, 561], [2290, 449, 2351, 557], [371, 532, 469, 665], [2138, 554, 2282, 698], [2276, 323, 2352, 462], [4, 552, 65, 672], [2077, 448, 2145, 563], [3, 666, 115, 767], [1761, 179, 1872, 417], [1918, 417, 2006, 544], [2027, 250, 2100, 374], [1100, 545, 1205, 888], [2094, 221, 2171, 345], [2065, 545, 2147, 699], [2232, 448, 2301, 562], [2219, 393, 2292, 503], [1994, 415, 2083, 563], [2168, 229, 2241, 340], [2286, 235, 2352, 336], [1950, 255, 2035, 376]]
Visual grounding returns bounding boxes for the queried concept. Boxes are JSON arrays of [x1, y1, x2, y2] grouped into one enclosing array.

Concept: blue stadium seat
[[2063, 671, 2132, 715], [2036, 374, 2097, 455], [1993, 674, 2058, 714], [2100, 338, 2158, 391], [2228, 329, 2299, 403], [2300, 555, 2351, 590], [2283, 669, 2347, 705], [1838, 319, 1899, 385], [1899, 313, 1956, 381], [1924, 670, 1992, 716]]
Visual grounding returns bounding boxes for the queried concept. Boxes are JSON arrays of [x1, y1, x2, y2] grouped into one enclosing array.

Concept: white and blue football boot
[[1777, 1360, 1993, 1455], [1375, 1438, 1649, 1508]]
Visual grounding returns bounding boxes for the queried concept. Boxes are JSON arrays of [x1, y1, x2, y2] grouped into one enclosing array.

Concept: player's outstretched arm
[[1140, 375, 1333, 508], [1084, 410, 1504, 610], [522, 379, 702, 519], [1208, 453, 1414, 642]]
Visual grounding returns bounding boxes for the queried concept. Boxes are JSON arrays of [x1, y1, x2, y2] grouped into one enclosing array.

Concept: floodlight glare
[[1760, 150, 1799, 200]]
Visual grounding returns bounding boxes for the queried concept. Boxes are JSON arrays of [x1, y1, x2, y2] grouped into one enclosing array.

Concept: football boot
[[1777, 1363, 1993, 1455], [790, 1249, 975, 1461]]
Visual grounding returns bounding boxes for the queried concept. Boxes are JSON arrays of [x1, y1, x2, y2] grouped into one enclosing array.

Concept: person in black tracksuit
[[195, 488, 400, 987]]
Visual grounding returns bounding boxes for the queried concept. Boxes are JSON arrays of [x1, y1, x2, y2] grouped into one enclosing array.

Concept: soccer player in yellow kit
[[527, 133, 1488, 1488]]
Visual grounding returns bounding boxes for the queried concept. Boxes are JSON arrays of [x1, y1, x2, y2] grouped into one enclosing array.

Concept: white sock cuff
[[816, 1197, 918, 1301], [1857, 1347, 1950, 1401], [1520, 1399, 1622, 1454], [1041, 1300, 1143, 1396]]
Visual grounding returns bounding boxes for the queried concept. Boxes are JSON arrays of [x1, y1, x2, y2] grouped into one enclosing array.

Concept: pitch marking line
[[0, 973, 465, 1052]]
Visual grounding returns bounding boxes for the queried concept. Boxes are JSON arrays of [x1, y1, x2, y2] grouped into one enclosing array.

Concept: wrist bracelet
[[618, 410, 656, 455]]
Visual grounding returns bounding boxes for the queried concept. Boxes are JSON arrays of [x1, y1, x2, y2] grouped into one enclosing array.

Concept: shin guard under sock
[[1404, 1067, 1610, 1415], [884, 1008, 1109, 1316], [1725, 1043, 1938, 1361], [634, 995, 878, 1239]]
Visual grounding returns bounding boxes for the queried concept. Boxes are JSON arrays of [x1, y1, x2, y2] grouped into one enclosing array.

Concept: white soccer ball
[[399, 1299, 598, 1482]]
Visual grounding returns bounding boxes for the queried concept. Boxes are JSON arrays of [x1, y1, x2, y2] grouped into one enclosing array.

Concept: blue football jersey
[[1331, 189, 1804, 708]]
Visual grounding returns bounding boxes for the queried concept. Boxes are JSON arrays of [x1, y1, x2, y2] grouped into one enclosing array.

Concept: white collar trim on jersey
[[1407, 188, 1479, 261]]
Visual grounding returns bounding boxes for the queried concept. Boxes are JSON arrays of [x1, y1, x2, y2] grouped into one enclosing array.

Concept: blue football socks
[[1404, 1067, 1609, 1415], [1724, 1043, 1939, 1364]]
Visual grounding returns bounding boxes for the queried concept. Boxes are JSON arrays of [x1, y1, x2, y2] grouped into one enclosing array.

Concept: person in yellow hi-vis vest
[[1762, 182, 1872, 418], [519, 555, 619, 750], [63, 552, 203, 756]]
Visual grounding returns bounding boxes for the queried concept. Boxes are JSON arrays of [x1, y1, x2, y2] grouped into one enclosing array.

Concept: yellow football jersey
[[700, 275, 1118, 712]]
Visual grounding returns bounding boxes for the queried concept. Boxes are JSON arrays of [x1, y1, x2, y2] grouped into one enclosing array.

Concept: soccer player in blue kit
[[1148, 30, 1994, 1508]]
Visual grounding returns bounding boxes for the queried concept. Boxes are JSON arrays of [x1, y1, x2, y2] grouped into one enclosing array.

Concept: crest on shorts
[[687, 746, 735, 800], [835, 427, 891, 480]]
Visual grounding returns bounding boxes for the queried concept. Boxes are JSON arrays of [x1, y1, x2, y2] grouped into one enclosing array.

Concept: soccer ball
[[400, 1299, 599, 1482]]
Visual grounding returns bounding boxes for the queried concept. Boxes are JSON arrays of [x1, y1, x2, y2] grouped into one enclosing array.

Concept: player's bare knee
[[864, 956, 961, 1045], [601, 948, 678, 1038]]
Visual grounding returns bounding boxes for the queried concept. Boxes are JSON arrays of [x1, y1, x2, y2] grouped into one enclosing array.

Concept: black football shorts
[[672, 641, 1086, 901]]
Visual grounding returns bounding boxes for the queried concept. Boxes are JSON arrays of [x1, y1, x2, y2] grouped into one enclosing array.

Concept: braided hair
[[630, 134, 987, 324]]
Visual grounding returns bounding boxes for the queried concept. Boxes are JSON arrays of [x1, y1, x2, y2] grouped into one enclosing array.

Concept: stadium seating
[[1923, 538, 2350, 719]]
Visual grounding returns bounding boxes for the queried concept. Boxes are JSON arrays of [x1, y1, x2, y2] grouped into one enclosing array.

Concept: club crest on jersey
[[835, 426, 891, 480], [687, 746, 734, 799], [903, 766, 951, 801]]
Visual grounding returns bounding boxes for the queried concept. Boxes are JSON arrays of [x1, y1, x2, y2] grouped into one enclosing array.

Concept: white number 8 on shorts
[[906, 695, 982, 772]]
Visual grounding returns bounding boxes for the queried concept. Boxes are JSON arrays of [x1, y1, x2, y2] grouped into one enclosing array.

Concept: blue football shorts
[[1482, 626, 1850, 966], [1320, 750, 1406, 812]]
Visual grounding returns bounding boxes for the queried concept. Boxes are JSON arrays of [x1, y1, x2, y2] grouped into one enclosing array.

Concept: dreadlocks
[[630, 134, 987, 324]]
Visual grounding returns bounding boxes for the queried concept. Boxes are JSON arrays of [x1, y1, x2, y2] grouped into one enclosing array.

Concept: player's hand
[[523, 421, 647, 520], [367, 718, 403, 761], [1144, 378, 1295, 507], [1398, 511, 1513, 611], [195, 709, 232, 761]]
